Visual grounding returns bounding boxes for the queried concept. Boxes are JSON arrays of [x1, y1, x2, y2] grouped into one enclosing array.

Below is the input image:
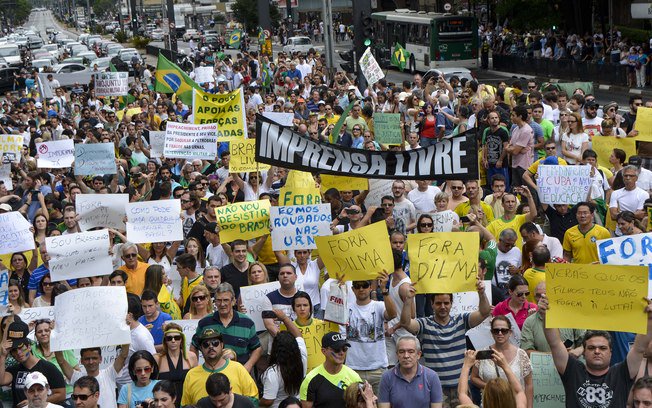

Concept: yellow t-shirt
[[158, 285, 182, 320], [282, 318, 340, 372], [527, 157, 568, 175], [562, 224, 611, 264], [523, 267, 545, 303], [181, 360, 258, 405], [181, 275, 204, 307], [257, 235, 279, 265], [119, 261, 149, 296], [487, 214, 528, 249]]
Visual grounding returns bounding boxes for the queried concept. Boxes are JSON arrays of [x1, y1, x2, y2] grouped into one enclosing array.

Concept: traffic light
[[340, 49, 355, 73]]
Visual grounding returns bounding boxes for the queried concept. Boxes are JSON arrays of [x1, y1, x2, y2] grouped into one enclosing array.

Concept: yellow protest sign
[[407, 232, 479, 294], [633, 107, 652, 141], [592, 136, 637, 169], [215, 199, 271, 242], [279, 187, 322, 206], [315, 221, 393, 281], [0, 134, 23, 156], [285, 170, 316, 190], [229, 139, 270, 173], [192, 88, 246, 141], [116, 107, 141, 121], [546, 263, 648, 333], [320, 175, 369, 192], [648, 207, 652, 232]]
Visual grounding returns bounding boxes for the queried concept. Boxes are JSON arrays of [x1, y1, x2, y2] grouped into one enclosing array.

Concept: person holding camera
[[117, 351, 159, 408], [470, 315, 533, 408]]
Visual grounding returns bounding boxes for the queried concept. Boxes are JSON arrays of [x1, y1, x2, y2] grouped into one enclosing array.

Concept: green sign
[[374, 113, 402, 145], [531, 352, 565, 408]]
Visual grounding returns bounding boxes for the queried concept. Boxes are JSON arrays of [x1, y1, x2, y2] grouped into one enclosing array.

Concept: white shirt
[[343, 300, 388, 370], [261, 337, 307, 408], [542, 234, 563, 259], [407, 186, 441, 212], [71, 365, 119, 408], [116, 324, 156, 385], [637, 167, 652, 192], [206, 243, 230, 270], [494, 247, 522, 288], [609, 186, 648, 213], [292, 259, 322, 307]]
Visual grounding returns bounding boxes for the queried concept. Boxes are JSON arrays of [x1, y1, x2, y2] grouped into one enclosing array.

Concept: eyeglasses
[[134, 366, 152, 374], [345, 209, 361, 214], [201, 339, 221, 348], [568, 120, 577, 123], [451, 186, 464, 190], [165, 335, 182, 342], [545, 146, 556, 150], [123, 253, 138, 259], [491, 328, 510, 335], [515, 291, 530, 298], [381, 203, 394, 207], [310, 132, 318, 135], [352, 282, 370, 289], [192, 295, 207, 302], [72, 394, 93, 401], [181, 199, 191, 204], [353, 128, 361, 131], [42, 281, 54, 287], [419, 223, 434, 228]]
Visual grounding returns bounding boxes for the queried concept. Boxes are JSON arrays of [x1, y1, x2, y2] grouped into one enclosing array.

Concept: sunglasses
[[381, 203, 394, 207], [419, 223, 434, 228], [515, 291, 530, 298], [165, 335, 182, 342], [131, 173, 141, 177], [72, 394, 93, 401], [491, 328, 510, 335], [345, 209, 361, 214], [181, 200, 191, 204], [134, 366, 152, 374], [451, 186, 464, 190], [123, 253, 138, 259], [42, 282, 54, 287], [202, 339, 221, 348], [353, 282, 370, 289], [192, 295, 207, 302]]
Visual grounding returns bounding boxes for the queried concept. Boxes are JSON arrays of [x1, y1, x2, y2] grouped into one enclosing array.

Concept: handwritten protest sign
[[193, 66, 214, 84], [18, 307, 55, 324], [450, 281, 492, 315], [126, 200, 184, 243], [597, 233, 652, 266], [431, 211, 457, 232], [537, 165, 591, 205], [358, 47, 385, 86], [285, 171, 316, 190], [74, 143, 116, 175], [373, 113, 402, 145], [148, 131, 166, 158], [407, 232, 479, 293], [36, 139, 74, 168], [46, 230, 113, 281], [50, 287, 130, 351], [531, 352, 565, 408], [192, 88, 246, 141], [93, 72, 129, 97], [0, 212, 35, 255], [319, 175, 368, 192], [262, 112, 294, 127], [316, 221, 393, 281], [229, 139, 270, 173], [0, 270, 9, 307], [215, 199, 270, 242], [0, 163, 11, 190], [0, 134, 23, 159], [364, 179, 392, 210], [240, 282, 281, 331], [270, 204, 332, 250], [592, 136, 637, 169], [76, 193, 129, 231], [632, 107, 652, 141], [164, 122, 218, 160], [546, 263, 648, 333], [279, 187, 322, 206]]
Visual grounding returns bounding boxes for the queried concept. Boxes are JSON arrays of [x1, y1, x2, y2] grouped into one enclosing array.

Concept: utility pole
[[322, 0, 335, 75], [166, 0, 177, 51]]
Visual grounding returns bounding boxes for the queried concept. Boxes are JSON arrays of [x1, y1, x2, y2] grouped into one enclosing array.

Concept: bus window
[[437, 18, 473, 33]]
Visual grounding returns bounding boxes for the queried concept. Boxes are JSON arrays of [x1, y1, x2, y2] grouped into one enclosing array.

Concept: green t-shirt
[[479, 239, 498, 281]]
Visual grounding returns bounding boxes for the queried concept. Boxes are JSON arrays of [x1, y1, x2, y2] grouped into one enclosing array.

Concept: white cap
[[24, 371, 48, 389]]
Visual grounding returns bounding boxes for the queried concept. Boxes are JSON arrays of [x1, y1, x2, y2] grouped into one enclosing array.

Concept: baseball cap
[[585, 100, 599, 109], [322, 332, 350, 351], [542, 156, 559, 165], [204, 222, 219, 234], [7, 317, 29, 349], [196, 327, 222, 342], [297, 98, 305, 103], [0, 203, 11, 212], [398, 92, 409, 102], [24, 372, 48, 389]]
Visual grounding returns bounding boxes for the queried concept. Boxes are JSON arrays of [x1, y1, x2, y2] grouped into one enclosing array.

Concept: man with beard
[[582, 100, 603, 139]]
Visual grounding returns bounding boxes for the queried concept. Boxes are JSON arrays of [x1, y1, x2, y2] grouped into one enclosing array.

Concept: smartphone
[[563, 339, 574, 348], [261, 310, 277, 319], [460, 216, 470, 223], [476, 350, 494, 360]]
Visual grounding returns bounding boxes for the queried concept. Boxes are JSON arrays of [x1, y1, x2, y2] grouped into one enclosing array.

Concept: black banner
[[255, 115, 479, 180]]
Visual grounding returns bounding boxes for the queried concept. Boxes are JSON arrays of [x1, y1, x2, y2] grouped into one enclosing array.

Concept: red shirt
[[492, 298, 538, 329]]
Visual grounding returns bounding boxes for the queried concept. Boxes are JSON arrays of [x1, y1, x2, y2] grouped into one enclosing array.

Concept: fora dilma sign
[[632, 3, 652, 18]]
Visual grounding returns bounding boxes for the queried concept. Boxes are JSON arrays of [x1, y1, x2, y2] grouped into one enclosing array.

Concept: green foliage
[[14, 0, 32, 24], [496, 0, 561, 31], [90, 0, 117, 19], [232, 0, 281, 32], [114, 29, 128, 43], [132, 36, 151, 49], [616, 26, 652, 44]]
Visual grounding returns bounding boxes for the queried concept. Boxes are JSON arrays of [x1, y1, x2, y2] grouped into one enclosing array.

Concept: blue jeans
[[420, 136, 437, 148]]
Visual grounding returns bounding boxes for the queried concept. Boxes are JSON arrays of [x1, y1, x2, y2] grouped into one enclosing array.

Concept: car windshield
[[0, 47, 18, 57], [296, 38, 311, 45]]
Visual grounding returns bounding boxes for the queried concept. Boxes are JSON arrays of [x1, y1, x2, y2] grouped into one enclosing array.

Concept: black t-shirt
[[8, 359, 67, 407], [482, 126, 510, 166], [623, 112, 637, 134], [560, 354, 632, 408], [197, 394, 254, 408], [545, 205, 579, 243], [221, 263, 250, 299]]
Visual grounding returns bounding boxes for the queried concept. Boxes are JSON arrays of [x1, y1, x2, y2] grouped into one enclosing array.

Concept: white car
[[282, 36, 322, 55], [150, 29, 165, 41], [31, 59, 53, 71], [183, 29, 200, 42], [422, 67, 475, 83], [118, 48, 142, 66], [42, 43, 60, 59], [52, 63, 89, 73]]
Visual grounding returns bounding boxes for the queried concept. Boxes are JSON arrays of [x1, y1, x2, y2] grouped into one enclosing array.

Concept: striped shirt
[[417, 313, 470, 388], [193, 311, 261, 366]]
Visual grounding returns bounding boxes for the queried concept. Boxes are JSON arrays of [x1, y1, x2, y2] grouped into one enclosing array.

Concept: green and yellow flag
[[227, 29, 243, 49], [391, 42, 410, 72], [154, 53, 201, 106]]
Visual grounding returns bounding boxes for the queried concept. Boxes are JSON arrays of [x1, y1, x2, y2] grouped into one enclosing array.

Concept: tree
[[231, 0, 281, 32], [91, 0, 117, 19]]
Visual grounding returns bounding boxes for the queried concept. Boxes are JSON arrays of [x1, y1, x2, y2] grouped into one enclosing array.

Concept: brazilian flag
[[391, 42, 410, 72], [110, 63, 136, 108], [227, 29, 242, 49], [154, 53, 201, 106], [262, 63, 272, 88]]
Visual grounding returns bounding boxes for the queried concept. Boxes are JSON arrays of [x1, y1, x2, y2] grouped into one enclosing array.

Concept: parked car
[[118, 48, 142, 66], [31, 59, 53, 71], [52, 63, 89, 73], [42, 43, 60, 59], [150, 29, 165, 41], [183, 29, 200, 42], [202, 34, 219, 49], [92, 56, 112, 71], [282, 36, 322, 55], [0, 67, 21, 91]]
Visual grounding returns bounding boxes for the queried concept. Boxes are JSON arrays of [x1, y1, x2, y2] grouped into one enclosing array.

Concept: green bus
[[371, 9, 478, 72]]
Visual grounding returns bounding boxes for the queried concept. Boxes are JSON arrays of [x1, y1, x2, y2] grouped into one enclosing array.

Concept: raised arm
[[54, 350, 77, 380], [627, 300, 652, 379], [521, 185, 538, 222], [113, 343, 131, 373], [538, 293, 570, 375], [399, 284, 420, 334], [468, 277, 492, 328]]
